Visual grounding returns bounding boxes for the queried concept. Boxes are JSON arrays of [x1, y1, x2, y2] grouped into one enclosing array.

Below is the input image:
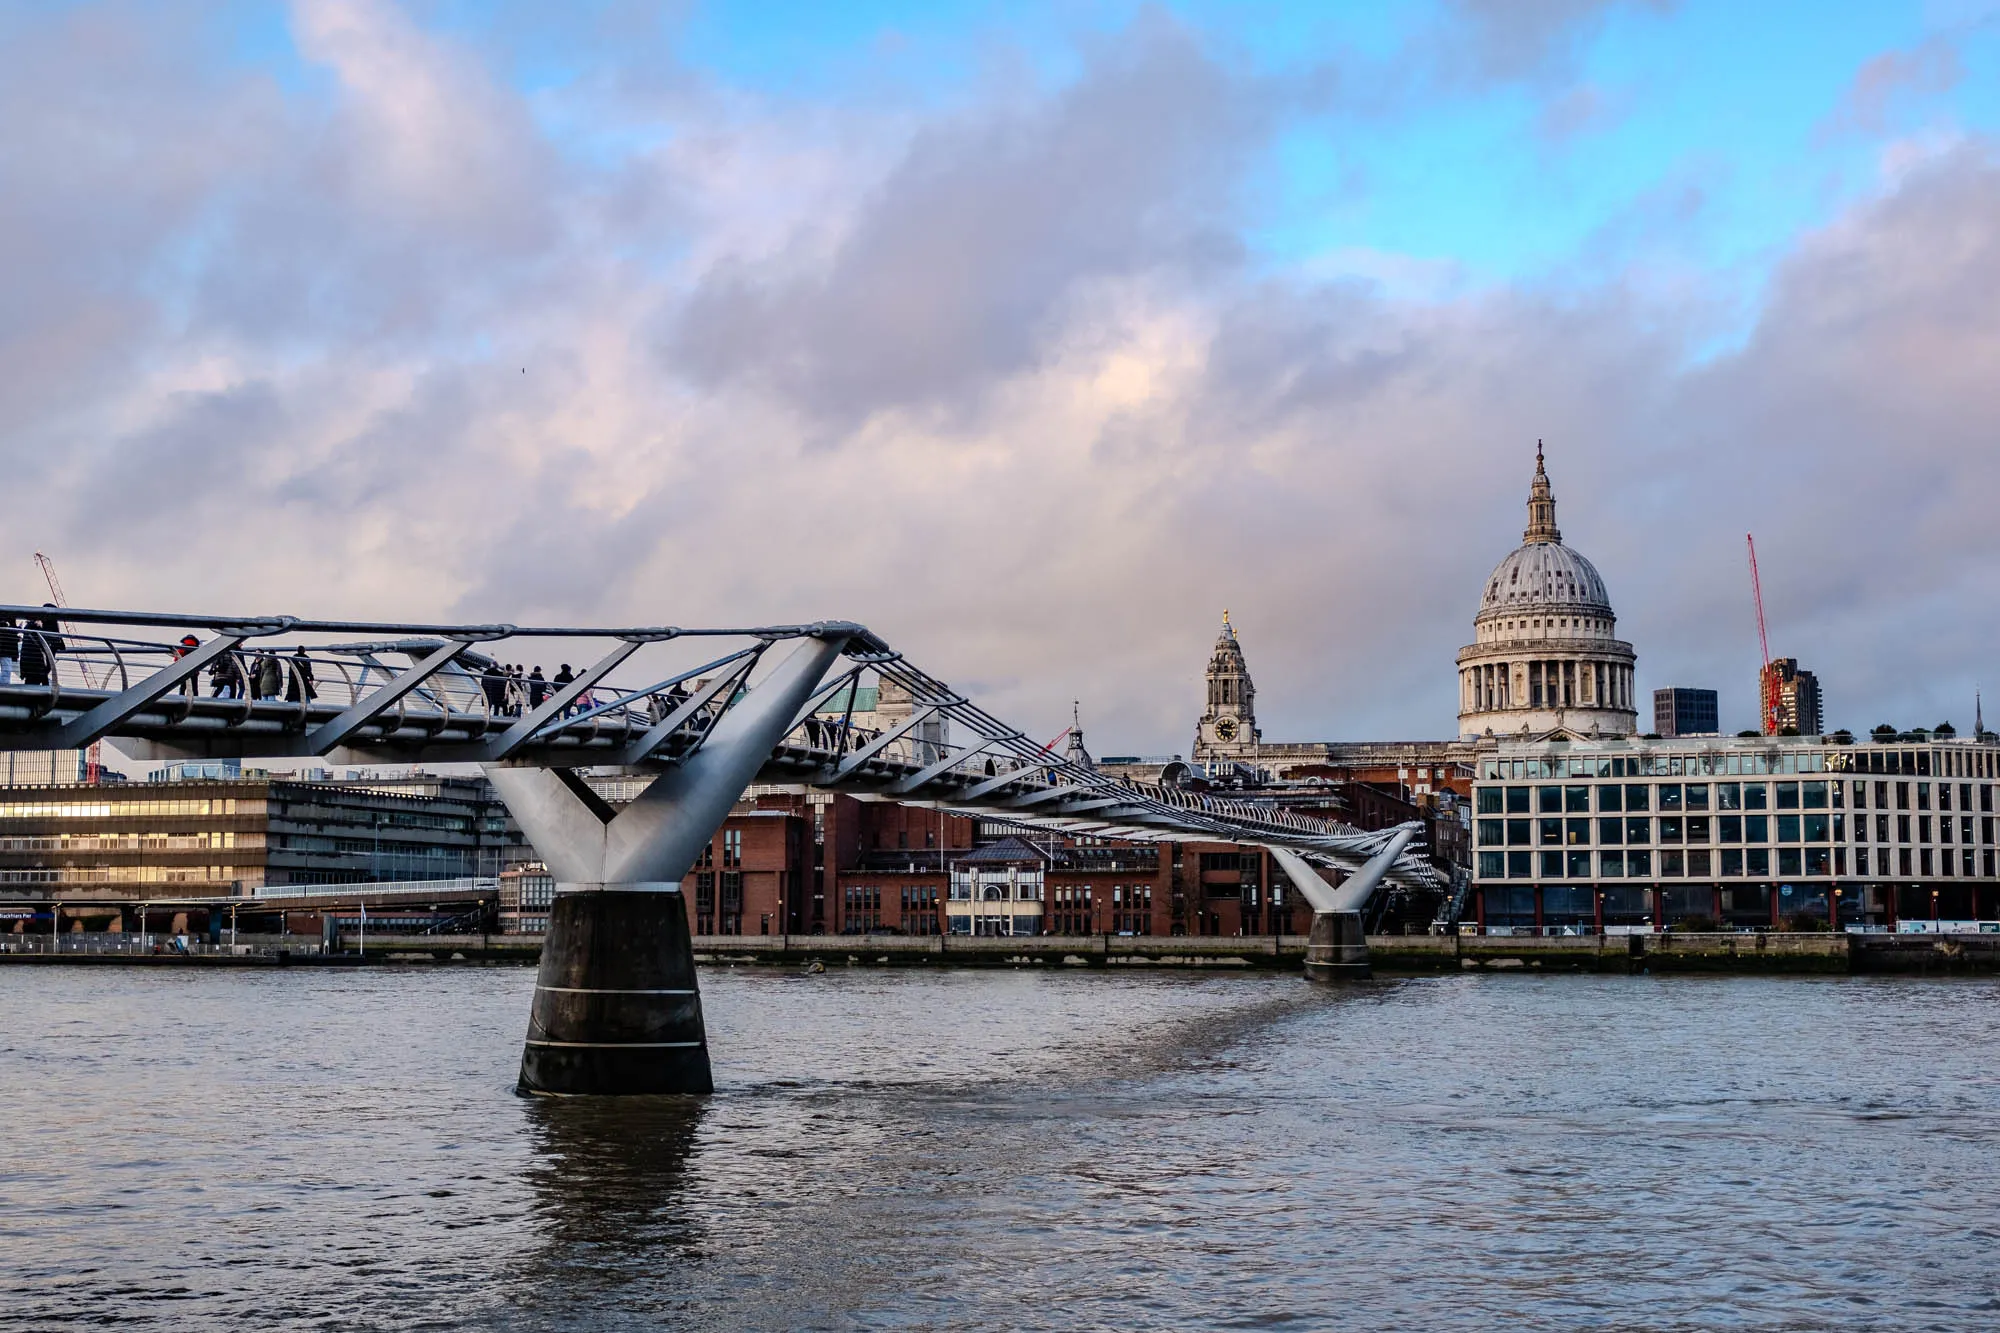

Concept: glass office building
[[1471, 735, 2000, 932]]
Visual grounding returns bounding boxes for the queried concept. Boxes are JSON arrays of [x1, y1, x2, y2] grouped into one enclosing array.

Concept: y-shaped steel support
[[1271, 826, 1418, 982], [485, 632, 851, 1095]]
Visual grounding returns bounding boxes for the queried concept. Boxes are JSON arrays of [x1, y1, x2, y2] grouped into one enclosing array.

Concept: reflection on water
[[521, 1097, 707, 1268], [3, 967, 2000, 1330]]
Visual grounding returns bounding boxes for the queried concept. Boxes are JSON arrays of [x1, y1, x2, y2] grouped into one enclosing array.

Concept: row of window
[[0, 831, 264, 851], [0, 799, 258, 819], [1480, 781, 1863, 816], [1479, 814, 1861, 847], [1480, 846, 1997, 882], [0, 865, 242, 884], [1483, 747, 2000, 782]]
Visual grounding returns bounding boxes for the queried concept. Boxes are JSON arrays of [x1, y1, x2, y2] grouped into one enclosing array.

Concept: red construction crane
[[1747, 534, 1779, 736], [32, 552, 103, 784]]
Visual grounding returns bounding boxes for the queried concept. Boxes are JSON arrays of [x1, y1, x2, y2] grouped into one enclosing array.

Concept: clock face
[[1215, 717, 1238, 742]]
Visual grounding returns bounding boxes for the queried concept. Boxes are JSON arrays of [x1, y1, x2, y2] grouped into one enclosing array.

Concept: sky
[[6, 0, 2000, 754]]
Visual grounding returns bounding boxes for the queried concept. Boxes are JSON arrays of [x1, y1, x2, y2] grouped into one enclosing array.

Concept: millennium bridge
[[0, 605, 1435, 1094]]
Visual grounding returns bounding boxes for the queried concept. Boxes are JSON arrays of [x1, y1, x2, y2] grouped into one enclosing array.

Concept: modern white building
[[1457, 445, 1639, 740], [1471, 733, 2000, 933]]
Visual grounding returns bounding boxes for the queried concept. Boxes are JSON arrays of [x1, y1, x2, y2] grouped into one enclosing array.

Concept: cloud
[[1823, 36, 1963, 138], [666, 13, 1268, 431], [1426, 0, 1675, 87], [4, 2, 2000, 758]]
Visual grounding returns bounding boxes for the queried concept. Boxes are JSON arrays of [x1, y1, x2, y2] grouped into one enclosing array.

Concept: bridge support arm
[[485, 632, 852, 1095], [304, 639, 465, 754], [1275, 826, 1418, 983]]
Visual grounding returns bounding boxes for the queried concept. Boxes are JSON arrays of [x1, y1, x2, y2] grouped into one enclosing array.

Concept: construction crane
[[1746, 534, 1779, 736], [32, 552, 65, 608], [32, 552, 104, 784]]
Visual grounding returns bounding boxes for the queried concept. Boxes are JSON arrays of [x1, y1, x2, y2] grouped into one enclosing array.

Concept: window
[[1600, 785, 1624, 813], [1717, 782, 1741, 810], [1478, 852, 1505, 878], [1897, 782, 1911, 810], [1919, 816, 1932, 843], [1506, 787, 1531, 814], [1720, 815, 1742, 843], [1687, 848, 1712, 876], [1507, 819, 1531, 846], [1878, 814, 1891, 842], [1721, 849, 1744, 876], [723, 829, 742, 869], [1897, 814, 1911, 842], [1538, 786, 1562, 813], [1918, 783, 1932, 811], [1660, 850, 1685, 877], [1625, 785, 1650, 811], [1600, 851, 1624, 877], [1477, 788, 1503, 814], [1625, 817, 1651, 844], [1659, 817, 1683, 844], [1744, 783, 1768, 810], [1779, 848, 1803, 877], [1566, 818, 1591, 845], [1777, 815, 1800, 843], [1776, 783, 1800, 810], [1856, 848, 1870, 875], [1684, 784, 1709, 811], [1507, 851, 1531, 878], [1746, 815, 1769, 842], [1478, 819, 1504, 846], [1747, 848, 1770, 876], [1855, 782, 1868, 809], [1941, 784, 1954, 812], [1567, 851, 1592, 877], [1540, 818, 1564, 846], [1598, 817, 1623, 845], [1687, 815, 1711, 843], [1803, 781, 1828, 809], [1658, 785, 1683, 812], [1541, 851, 1565, 878], [1626, 851, 1651, 877]]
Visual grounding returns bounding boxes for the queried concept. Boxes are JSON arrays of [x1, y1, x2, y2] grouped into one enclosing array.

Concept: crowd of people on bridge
[[196, 643, 318, 702]]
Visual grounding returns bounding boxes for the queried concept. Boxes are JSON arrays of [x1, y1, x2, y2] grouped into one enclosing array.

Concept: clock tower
[[1194, 611, 1259, 761]]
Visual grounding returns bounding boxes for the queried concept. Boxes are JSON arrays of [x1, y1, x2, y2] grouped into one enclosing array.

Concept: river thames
[[3, 966, 1997, 1330]]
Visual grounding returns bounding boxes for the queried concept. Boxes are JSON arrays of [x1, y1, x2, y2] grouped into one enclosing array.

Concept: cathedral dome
[[1479, 542, 1612, 618], [1456, 442, 1639, 739]]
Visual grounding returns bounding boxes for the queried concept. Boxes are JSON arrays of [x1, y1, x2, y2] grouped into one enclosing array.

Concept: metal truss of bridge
[[0, 605, 1438, 1093]]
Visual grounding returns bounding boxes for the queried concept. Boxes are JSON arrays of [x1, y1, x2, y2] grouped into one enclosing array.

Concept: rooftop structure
[[1654, 687, 1720, 738]]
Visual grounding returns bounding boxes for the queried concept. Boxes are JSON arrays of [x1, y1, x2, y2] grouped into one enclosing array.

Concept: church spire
[[1523, 439, 1562, 544]]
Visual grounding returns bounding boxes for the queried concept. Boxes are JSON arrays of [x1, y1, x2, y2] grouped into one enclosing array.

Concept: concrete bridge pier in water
[[485, 633, 852, 1096], [1275, 827, 1417, 982]]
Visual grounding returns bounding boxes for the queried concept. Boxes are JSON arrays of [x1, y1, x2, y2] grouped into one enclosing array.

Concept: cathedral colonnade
[[1460, 660, 1636, 715]]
